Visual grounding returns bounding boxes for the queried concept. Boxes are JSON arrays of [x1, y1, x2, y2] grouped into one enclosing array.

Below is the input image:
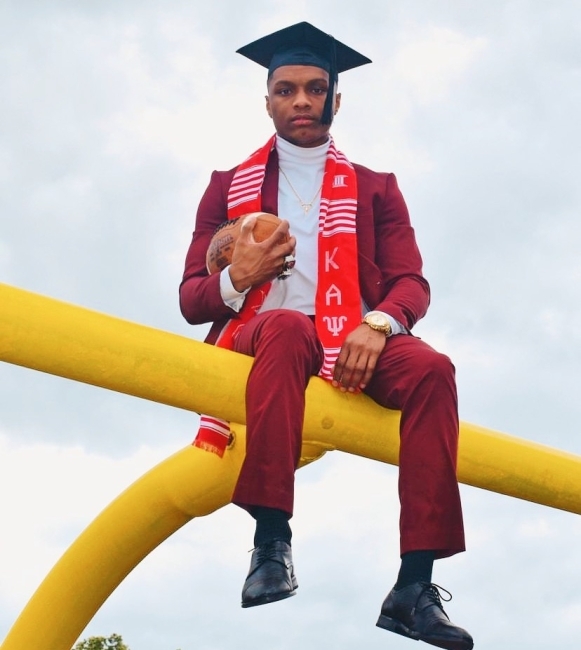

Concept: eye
[[311, 86, 328, 95]]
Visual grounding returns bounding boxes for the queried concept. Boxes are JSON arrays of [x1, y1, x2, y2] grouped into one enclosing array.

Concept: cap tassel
[[321, 36, 337, 126]]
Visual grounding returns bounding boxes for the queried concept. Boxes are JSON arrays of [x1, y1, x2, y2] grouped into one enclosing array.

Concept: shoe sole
[[376, 614, 473, 650], [241, 588, 297, 609], [377, 613, 420, 640]]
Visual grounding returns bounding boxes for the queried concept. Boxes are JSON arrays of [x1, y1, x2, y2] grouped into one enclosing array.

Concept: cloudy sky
[[1, 1, 581, 648]]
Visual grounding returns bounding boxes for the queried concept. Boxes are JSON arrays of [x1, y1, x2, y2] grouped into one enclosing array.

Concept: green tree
[[72, 633, 129, 650]]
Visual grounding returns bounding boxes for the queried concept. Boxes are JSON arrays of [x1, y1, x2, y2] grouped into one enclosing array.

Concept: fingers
[[268, 220, 296, 256], [241, 217, 295, 255], [239, 214, 259, 241], [333, 349, 374, 392], [332, 326, 386, 392], [230, 218, 296, 289], [271, 218, 290, 242]]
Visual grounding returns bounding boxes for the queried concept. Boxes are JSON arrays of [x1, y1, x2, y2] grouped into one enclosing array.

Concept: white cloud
[[0, 435, 179, 605], [394, 26, 488, 105]]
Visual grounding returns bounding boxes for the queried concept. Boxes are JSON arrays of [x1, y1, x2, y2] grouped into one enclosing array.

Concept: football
[[205, 212, 286, 274]]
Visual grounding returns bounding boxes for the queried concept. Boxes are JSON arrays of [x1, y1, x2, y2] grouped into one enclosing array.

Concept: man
[[180, 22, 473, 650]]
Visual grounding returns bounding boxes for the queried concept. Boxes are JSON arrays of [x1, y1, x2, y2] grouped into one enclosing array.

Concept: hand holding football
[[205, 212, 289, 274]]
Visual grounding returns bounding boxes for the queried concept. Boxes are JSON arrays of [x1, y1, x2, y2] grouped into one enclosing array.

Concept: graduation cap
[[237, 21, 371, 125]]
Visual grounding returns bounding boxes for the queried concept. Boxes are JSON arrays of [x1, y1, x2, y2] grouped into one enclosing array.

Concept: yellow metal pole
[[1, 281, 580, 650], [1, 281, 580, 513]]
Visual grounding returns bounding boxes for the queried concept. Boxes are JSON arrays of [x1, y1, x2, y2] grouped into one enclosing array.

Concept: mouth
[[291, 115, 317, 126]]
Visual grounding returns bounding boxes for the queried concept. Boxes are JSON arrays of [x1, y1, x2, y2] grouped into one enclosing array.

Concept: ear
[[265, 95, 273, 118], [334, 92, 342, 116]]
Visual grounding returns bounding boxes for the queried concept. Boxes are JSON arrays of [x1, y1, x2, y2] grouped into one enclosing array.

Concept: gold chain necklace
[[279, 167, 322, 214]]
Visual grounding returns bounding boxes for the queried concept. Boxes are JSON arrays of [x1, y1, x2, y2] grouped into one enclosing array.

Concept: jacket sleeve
[[363, 171, 430, 330], [179, 170, 239, 325]]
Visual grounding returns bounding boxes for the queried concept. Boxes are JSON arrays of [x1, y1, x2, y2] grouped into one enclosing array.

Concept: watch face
[[368, 312, 388, 327]]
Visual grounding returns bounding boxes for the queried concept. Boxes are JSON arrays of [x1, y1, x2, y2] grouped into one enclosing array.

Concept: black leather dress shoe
[[241, 540, 298, 608], [376, 582, 473, 650]]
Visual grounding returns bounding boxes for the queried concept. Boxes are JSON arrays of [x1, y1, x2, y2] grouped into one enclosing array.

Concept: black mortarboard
[[236, 21, 371, 125]]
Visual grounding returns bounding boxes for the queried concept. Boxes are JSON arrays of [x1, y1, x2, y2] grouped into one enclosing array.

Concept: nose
[[293, 89, 311, 109]]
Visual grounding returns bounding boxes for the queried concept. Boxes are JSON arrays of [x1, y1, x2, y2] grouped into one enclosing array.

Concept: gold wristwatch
[[362, 310, 392, 337]]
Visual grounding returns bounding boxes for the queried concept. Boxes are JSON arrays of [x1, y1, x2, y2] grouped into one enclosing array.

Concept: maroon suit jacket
[[180, 149, 430, 344]]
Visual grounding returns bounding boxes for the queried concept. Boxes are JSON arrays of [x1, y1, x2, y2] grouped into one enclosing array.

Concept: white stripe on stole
[[228, 195, 259, 210], [229, 176, 265, 196], [325, 198, 358, 209], [327, 148, 353, 167], [229, 164, 265, 184], [227, 164, 268, 210], [198, 415, 231, 436], [229, 177, 264, 196], [320, 348, 341, 379], [322, 224, 358, 237], [319, 199, 358, 236]]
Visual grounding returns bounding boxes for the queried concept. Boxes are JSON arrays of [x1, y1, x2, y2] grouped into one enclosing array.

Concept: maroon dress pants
[[231, 309, 465, 558]]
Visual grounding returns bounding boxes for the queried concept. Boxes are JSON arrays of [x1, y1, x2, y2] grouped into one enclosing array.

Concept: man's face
[[265, 65, 341, 148]]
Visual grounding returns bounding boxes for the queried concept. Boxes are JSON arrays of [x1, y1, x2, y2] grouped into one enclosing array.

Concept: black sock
[[249, 506, 292, 547], [395, 550, 436, 590]]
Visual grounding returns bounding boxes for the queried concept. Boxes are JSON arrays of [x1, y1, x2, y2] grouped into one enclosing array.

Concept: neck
[[276, 133, 330, 149], [276, 134, 330, 160]]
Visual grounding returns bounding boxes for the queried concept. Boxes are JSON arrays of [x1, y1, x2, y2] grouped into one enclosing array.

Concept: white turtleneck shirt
[[258, 134, 326, 313]]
